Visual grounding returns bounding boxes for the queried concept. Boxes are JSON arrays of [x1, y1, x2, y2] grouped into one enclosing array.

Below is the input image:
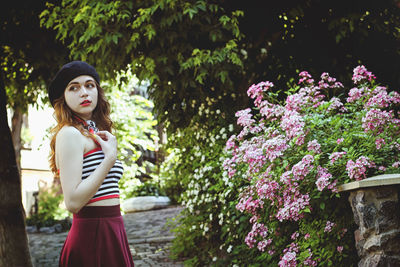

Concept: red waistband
[[73, 204, 121, 219], [87, 194, 119, 204]]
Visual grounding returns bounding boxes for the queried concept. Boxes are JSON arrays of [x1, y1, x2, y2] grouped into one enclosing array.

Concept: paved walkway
[[28, 205, 185, 267]]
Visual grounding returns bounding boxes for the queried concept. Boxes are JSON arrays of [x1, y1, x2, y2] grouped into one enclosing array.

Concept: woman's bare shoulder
[[56, 126, 85, 147], [57, 125, 81, 138]]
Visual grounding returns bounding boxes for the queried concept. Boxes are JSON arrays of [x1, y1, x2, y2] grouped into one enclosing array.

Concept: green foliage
[[40, 0, 400, 136], [221, 68, 400, 265], [2, 0, 70, 111], [20, 126, 34, 148], [40, 0, 246, 132], [104, 67, 159, 201], [128, 180, 166, 197], [160, 104, 268, 265], [26, 183, 70, 228]]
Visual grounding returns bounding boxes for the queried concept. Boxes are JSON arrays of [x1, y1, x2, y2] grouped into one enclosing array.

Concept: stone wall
[[348, 186, 400, 266]]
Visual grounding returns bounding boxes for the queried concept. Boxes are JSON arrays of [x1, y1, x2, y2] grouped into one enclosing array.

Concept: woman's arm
[[56, 126, 117, 213]]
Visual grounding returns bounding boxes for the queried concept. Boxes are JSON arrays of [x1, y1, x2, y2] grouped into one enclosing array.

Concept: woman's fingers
[[95, 131, 111, 141], [92, 133, 105, 143]]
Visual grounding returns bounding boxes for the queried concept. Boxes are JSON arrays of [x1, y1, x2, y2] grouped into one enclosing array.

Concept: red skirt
[[59, 205, 134, 267]]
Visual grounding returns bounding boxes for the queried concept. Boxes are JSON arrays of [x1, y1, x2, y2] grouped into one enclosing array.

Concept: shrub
[[163, 105, 271, 266], [224, 66, 400, 265], [164, 122, 256, 266], [26, 182, 70, 228], [105, 68, 159, 201]]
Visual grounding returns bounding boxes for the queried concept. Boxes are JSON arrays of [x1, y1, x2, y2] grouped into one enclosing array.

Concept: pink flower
[[280, 110, 305, 140], [235, 108, 255, 127], [279, 243, 299, 267], [257, 179, 281, 202], [362, 108, 393, 134], [291, 232, 299, 240], [285, 92, 309, 112], [337, 138, 344, 144], [304, 233, 311, 240], [315, 166, 332, 191], [262, 135, 289, 162], [298, 71, 313, 85], [327, 97, 344, 111], [392, 161, 400, 168], [307, 139, 321, 153], [352, 65, 376, 84], [319, 73, 344, 90], [279, 251, 297, 267], [365, 86, 391, 108], [346, 156, 375, 181], [225, 134, 237, 150], [337, 246, 343, 253], [329, 151, 347, 164], [257, 239, 272, 252], [276, 191, 310, 222], [390, 91, 400, 104], [245, 221, 271, 251], [303, 248, 317, 266], [346, 87, 365, 103], [247, 81, 274, 107], [375, 138, 386, 149], [260, 101, 285, 120], [378, 166, 386, 171], [324, 220, 336, 233], [236, 194, 263, 215], [291, 155, 315, 181]]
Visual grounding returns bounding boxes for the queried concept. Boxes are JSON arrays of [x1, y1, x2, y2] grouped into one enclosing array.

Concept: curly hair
[[49, 82, 113, 177]]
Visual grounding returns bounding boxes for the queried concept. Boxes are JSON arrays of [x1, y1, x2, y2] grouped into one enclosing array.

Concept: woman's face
[[64, 75, 98, 120]]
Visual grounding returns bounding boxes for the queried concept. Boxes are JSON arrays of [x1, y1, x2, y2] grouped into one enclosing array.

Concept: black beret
[[48, 61, 100, 106]]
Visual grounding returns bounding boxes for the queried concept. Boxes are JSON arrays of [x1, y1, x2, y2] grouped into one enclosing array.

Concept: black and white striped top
[[83, 147, 123, 203]]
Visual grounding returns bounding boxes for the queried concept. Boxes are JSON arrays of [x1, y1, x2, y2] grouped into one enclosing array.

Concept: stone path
[[28, 205, 185, 267]]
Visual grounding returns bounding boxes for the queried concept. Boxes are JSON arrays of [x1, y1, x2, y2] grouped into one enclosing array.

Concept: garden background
[[1, 0, 400, 266]]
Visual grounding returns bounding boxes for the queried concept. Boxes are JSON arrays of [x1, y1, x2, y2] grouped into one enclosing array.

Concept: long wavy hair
[[49, 82, 113, 177]]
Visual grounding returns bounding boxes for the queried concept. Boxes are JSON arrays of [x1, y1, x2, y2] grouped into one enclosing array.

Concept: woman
[[48, 61, 134, 266]]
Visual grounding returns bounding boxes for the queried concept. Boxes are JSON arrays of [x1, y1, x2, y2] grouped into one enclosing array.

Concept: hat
[[48, 61, 100, 106]]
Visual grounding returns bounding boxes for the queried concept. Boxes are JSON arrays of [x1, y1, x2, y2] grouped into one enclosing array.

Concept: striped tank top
[[83, 147, 124, 203]]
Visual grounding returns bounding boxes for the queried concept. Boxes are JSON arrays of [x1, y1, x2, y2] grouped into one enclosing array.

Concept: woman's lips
[[80, 100, 91, 106]]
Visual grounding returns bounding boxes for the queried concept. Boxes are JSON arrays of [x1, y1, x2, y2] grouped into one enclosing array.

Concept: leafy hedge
[[163, 66, 400, 266]]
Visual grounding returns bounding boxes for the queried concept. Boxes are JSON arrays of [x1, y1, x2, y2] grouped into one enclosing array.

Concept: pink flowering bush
[[224, 65, 400, 265]]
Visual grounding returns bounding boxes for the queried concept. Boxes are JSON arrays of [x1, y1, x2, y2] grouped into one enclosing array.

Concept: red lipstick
[[80, 100, 91, 106]]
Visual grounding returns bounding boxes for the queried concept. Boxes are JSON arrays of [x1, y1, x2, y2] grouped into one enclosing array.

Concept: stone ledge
[[338, 174, 400, 192], [122, 196, 171, 213], [129, 236, 174, 244]]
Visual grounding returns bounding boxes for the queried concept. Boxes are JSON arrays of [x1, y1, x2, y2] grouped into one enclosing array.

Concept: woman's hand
[[93, 131, 117, 162]]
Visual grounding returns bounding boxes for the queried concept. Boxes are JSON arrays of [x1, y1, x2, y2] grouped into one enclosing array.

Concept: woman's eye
[[69, 86, 78, 91], [86, 83, 95, 88]]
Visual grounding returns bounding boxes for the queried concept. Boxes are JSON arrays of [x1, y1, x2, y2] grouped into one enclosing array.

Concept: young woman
[[48, 61, 134, 266]]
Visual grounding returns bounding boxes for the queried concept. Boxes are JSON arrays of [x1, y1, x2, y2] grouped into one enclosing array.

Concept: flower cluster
[[346, 156, 375, 181], [244, 220, 271, 250], [352, 65, 376, 84], [224, 66, 400, 265], [278, 242, 299, 267]]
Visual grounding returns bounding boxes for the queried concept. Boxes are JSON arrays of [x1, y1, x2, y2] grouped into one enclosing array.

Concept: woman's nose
[[80, 86, 88, 96]]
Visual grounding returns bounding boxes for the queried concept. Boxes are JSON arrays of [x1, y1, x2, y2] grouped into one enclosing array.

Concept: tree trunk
[[11, 107, 23, 174], [0, 76, 32, 266]]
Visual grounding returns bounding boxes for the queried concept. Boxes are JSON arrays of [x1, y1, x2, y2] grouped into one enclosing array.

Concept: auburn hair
[[49, 82, 113, 178]]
